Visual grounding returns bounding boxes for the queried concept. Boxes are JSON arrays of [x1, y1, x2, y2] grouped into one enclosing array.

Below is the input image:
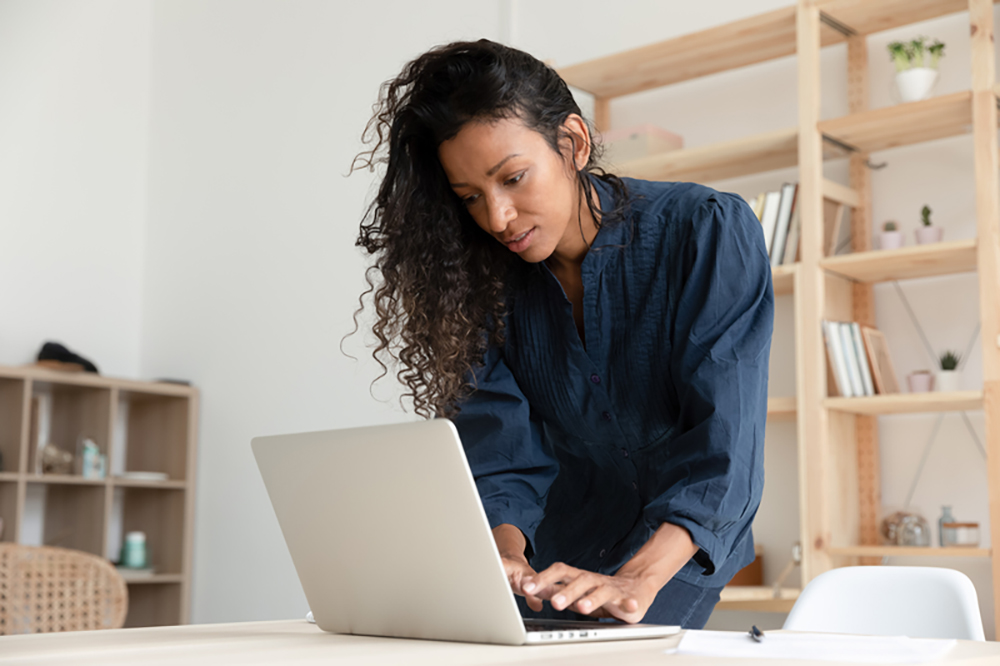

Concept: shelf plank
[[768, 396, 797, 422], [23, 474, 107, 486], [819, 91, 973, 155], [822, 179, 860, 209], [616, 127, 798, 184], [558, 7, 798, 99], [825, 390, 983, 415], [122, 573, 185, 585], [0, 364, 196, 397], [772, 264, 796, 296], [820, 239, 978, 283], [817, 0, 988, 37], [112, 478, 186, 490], [716, 585, 800, 612], [0, 472, 19, 482], [828, 546, 991, 558]]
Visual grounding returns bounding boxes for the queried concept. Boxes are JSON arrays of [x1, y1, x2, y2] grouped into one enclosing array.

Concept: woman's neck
[[546, 179, 602, 274]]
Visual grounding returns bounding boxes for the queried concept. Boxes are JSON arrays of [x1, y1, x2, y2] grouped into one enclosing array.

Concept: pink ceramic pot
[[915, 226, 943, 244], [907, 372, 935, 393]]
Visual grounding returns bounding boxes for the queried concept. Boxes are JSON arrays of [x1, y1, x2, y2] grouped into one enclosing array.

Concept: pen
[[748, 625, 764, 643]]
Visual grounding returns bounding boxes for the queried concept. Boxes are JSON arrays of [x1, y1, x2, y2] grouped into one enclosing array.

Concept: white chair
[[783, 566, 985, 641]]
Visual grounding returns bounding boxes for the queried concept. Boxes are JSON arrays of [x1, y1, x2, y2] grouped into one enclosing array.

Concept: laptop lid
[[252, 419, 529, 645]]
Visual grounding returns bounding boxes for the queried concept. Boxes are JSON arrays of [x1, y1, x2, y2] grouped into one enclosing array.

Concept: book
[[822, 320, 853, 397], [861, 326, 901, 394], [839, 322, 865, 397], [750, 193, 765, 221], [759, 190, 782, 257], [851, 322, 876, 396], [770, 183, 798, 266], [781, 204, 801, 265]]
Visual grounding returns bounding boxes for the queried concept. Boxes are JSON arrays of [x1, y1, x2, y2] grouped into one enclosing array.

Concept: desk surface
[[1, 620, 999, 665]]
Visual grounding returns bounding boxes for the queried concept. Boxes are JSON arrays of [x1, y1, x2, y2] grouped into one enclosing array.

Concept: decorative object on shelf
[[881, 510, 931, 546], [115, 471, 169, 482], [600, 123, 683, 166], [936, 350, 961, 392], [889, 36, 944, 103], [40, 443, 73, 475], [915, 204, 944, 244], [34, 341, 100, 374], [938, 506, 958, 546], [120, 531, 148, 569], [77, 437, 106, 480], [946, 522, 981, 548], [861, 326, 901, 394], [880, 220, 903, 250], [907, 370, 935, 393]]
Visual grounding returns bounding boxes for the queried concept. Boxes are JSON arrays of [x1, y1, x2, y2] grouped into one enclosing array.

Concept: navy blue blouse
[[451, 175, 774, 588]]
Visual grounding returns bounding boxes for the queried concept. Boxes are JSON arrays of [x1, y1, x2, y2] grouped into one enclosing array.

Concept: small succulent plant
[[888, 37, 945, 71], [883, 221, 898, 232], [940, 350, 961, 371], [921, 205, 933, 227]]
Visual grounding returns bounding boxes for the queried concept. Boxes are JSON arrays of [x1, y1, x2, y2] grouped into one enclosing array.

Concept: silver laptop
[[251, 419, 680, 645]]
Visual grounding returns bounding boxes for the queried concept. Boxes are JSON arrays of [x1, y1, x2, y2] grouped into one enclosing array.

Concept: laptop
[[251, 419, 680, 645]]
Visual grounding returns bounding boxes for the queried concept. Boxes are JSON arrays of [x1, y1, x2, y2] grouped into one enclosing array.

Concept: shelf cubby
[[27, 481, 106, 556], [0, 379, 26, 474], [820, 239, 978, 283], [123, 582, 182, 629], [0, 481, 18, 543], [118, 391, 191, 481], [118, 486, 186, 576]]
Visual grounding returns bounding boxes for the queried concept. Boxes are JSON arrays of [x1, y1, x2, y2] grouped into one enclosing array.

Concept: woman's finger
[[571, 580, 619, 615], [550, 573, 600, 612], [522, 562, 573, 597]]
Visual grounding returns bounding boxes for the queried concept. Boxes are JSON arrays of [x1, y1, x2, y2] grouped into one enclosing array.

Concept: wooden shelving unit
[[0, 364, 198, 628], [559, 0, 1000, 632], [717, 586, 801, 613]]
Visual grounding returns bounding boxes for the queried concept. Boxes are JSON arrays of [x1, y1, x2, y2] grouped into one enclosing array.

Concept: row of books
[[747, 183, 800, 267], [822, 320, 900, 398]]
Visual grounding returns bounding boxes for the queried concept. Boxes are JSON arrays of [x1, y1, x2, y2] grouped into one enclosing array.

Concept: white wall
[[141, 0, 502, 623], [0, 0, 150, 377]]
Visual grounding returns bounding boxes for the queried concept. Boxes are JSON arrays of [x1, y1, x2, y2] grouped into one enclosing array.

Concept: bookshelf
[[559, 0, 1000, 634], [0, 364, 198, 627]]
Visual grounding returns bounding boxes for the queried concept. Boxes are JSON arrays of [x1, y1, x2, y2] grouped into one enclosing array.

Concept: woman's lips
[[505, 227, 535, 253]]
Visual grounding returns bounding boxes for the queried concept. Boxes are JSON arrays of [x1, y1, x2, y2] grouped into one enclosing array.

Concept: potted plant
[[937, 350, 961, 392], [880, 220, 903, 250], [916, 204, 944, 244], [889, 36, 945, 102], [907, 369, 935, 393]]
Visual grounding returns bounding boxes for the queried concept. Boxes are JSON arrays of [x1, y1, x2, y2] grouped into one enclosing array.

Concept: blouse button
[[599, 549, 607, 558], [632, 481, 638, 490], [602, 411, 612, 422], [590, 373, 601, 384], [621, 448, 629, 459]]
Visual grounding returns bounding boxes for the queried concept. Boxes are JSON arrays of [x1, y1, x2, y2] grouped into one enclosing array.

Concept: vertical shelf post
[[795, 0, 831, 583], [846, 33, 881, 559], [969, 0, 1000, 640], [593, 97, 611, 133]]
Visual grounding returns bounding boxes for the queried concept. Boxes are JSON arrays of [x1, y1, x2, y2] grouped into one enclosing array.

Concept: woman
[[353, 39, 773, 629]]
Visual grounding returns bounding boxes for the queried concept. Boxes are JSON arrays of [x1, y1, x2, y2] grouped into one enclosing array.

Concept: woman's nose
[[486, 195, 516, 233]]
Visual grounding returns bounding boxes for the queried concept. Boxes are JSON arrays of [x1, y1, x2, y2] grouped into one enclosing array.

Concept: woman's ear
[[561, 113, 592, 171]]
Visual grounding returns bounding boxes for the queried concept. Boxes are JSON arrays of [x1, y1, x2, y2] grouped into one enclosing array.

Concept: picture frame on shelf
[[861, 327, 901, 395]]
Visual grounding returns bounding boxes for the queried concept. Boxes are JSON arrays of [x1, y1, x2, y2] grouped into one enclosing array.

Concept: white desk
[[1, 620, 998, 665]]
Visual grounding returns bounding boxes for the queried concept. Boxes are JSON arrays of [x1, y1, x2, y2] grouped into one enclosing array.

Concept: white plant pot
[[880, 231, 903, 250], [896, 68, 939, 103], [907, 372, 935, 393], [915, 226, 944, 244], [936, 370, 960, 392]]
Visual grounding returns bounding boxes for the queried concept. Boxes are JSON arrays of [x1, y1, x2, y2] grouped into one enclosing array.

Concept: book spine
[[851, 322, 876, 396], [822, 320, 852, 397], [760, 190, 781, 257], [770, 183, 796, 267], [840, 322, 865, 397]]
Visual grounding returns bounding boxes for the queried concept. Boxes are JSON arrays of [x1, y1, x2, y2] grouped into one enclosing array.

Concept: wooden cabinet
[[558, 0, 1000, 633], [0, 364, 197, 627]]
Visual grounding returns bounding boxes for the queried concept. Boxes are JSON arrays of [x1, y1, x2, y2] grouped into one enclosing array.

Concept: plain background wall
[[0, 0, 150, 377], [1, 0, 996, 636]]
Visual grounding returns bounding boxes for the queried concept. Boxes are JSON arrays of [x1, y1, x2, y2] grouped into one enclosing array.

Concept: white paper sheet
[[672, 630, 957, 663]]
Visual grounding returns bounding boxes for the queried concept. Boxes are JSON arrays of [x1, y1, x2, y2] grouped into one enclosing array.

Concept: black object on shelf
[[37, 341, 99, 373]]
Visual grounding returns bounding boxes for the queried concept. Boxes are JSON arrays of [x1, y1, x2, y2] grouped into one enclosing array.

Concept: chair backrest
[[783, 566, 984, 641], [0, 543, 128, 634]]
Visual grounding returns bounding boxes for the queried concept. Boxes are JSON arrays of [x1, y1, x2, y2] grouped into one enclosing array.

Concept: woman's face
[[437, 115, 592, 264]]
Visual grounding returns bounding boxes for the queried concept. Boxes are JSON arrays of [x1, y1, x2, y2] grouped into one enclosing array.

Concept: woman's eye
[[505, 173, 524, 186], [461, 194, 479, 206]]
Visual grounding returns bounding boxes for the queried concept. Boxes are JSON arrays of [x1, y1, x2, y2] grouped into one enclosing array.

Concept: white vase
[[915, 226, 944, 244], [880, 231, 903, 250], [896, 68, 939, 103], [936, 370, 960, 392]]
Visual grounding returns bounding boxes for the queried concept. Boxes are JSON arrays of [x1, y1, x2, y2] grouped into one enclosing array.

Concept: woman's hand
[[521, 563, 657, 624], [500, 554, 545, 612]]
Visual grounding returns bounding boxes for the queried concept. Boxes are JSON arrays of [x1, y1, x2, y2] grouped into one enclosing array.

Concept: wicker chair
[[0, 543, 128, 634]]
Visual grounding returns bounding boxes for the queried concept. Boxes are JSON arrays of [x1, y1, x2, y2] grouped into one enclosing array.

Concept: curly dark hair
[[351, 38, 631, 418]]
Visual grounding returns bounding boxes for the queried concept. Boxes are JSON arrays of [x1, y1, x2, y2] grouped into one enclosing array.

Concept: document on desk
[[672, 630, 957, 663]]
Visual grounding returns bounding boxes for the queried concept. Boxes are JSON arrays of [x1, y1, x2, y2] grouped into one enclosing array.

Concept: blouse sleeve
[[644, 192, 774, 576], [450, 344, 559, 558]]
